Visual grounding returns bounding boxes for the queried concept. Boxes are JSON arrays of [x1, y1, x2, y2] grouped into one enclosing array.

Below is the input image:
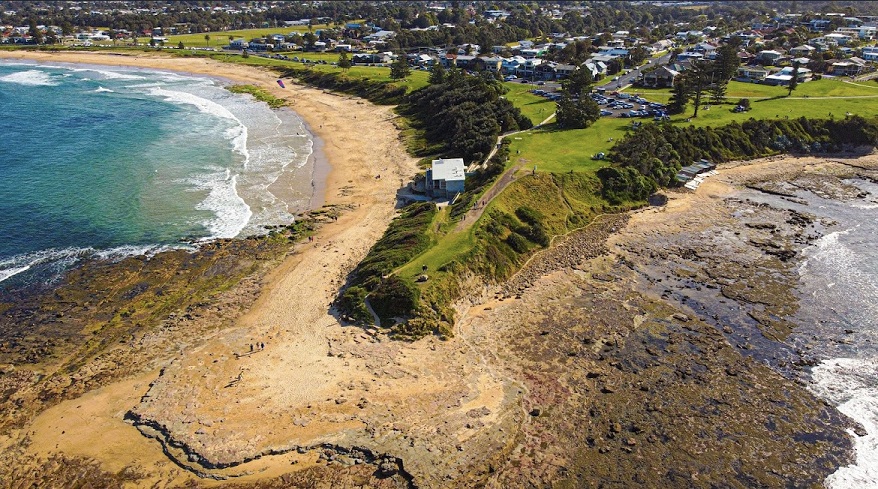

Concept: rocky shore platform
[[2, 152, 878, 488]]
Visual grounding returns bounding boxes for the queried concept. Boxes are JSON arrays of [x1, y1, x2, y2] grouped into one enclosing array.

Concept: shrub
[[506, 232, 530, 253], [369, 276, 419, 323]]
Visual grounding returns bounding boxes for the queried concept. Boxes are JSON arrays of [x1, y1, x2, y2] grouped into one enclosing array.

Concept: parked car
[[600, 109, 613, 116]]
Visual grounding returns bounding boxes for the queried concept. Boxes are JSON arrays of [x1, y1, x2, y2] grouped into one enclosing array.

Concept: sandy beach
[[1, 50, 876, 487]]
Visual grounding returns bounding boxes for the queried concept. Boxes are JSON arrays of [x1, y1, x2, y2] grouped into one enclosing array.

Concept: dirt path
[[456, 112, 556, 232], [454, 165, 521, 232]]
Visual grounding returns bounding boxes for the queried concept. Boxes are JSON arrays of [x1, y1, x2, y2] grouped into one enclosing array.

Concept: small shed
[[676, 159, 717, 183], [426, 158, 466, 198]]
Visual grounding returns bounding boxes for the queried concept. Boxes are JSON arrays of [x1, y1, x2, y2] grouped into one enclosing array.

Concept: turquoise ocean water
[[0, 61, 314, 289]]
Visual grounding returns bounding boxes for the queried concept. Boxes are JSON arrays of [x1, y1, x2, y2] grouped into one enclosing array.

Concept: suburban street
[[599, 51, 674, 89]]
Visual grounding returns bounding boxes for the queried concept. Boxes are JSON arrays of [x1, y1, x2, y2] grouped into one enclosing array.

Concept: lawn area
[[162, 49, 430, 91], [506, 117, 633, 174], [503, 81, 556, 125], [396, 209, 476, 280], [625, 78, 878, 104], [503, 77, 878, 176], [138, 25, 337, 48]]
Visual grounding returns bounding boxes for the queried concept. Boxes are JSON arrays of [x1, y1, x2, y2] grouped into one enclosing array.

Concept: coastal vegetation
[[399, 68, 533, 161], [606, 115, 878, 199], [338, 202, 436, 325], [338, 105, 878, 339], [226, 84, 286, 108]]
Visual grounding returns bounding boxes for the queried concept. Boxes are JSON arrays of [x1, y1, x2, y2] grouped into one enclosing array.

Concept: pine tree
[[708, 80, 727, 105], [337, 51, 351, 72], [429, 61, 446, 84], [390, 53, 411, 80], [788, 61, 800, 96], [688, 60, 714, 118], [556, 94, 600, 129], [668, 76, 692, 115], [562, 66, 594, 98]]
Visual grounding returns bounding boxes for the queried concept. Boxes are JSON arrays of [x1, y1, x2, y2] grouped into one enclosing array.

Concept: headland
[[0, 51, 874, 488]]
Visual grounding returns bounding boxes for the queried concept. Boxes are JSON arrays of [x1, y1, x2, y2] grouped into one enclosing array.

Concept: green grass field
[[626, 79, 878, 104], [502, 81, 556, 125], [506, 118, 631, 174], [505, 77, 878, 176]]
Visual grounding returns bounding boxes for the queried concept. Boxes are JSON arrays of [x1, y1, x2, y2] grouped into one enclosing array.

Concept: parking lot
[[525, 84, 669, 121]]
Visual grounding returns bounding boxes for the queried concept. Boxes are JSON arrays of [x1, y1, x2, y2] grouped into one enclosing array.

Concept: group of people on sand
[[249, 342, 265, 352]]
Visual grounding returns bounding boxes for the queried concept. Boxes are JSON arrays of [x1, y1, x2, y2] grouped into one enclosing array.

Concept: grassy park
[[503, 77, 878, 177]]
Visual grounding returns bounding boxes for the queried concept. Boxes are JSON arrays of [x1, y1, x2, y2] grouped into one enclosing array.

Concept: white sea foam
[[0, 243, 196, 284], [95, 86, 114, 93], [811, 359, 878, 488], [0, 248, 90, 283], [190, 171, 252, 240], [93, 69, 144, 80], [0, 70, 58, 86], [798, 228, 853, 275], [93, 244, 188, 260], [0, 265, 30, 283], [146, 86, 250, 165]]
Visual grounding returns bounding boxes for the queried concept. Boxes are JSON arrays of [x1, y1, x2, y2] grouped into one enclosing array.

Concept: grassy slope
[[378, 76, 878, 336]]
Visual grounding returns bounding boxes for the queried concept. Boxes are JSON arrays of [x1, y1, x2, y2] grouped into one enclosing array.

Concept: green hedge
[[337, 202, 437, 326]]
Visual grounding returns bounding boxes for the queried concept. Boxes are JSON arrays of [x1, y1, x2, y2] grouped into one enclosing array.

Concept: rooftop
[[431, 158, 465, 182]]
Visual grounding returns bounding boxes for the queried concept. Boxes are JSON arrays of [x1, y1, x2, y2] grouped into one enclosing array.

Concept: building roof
[[431, 158, 465, 182]]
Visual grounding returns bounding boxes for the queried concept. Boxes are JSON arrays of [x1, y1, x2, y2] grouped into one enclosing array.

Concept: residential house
[[806, 19, 832, 32], [535, 61, 576, 80], [597, 47, 629, 58], [228, 39, 250, 51], [677, 51, 704, 62], [825, 32, 852, 45], [862, 46, 878, 62], [584, 59, 608, 78], [735, 66, 769, 83], [790, 44, 816, 57], [831, 58, 866, 76], [426, 158, 466, 198], [651, 39, 675, 52], [763, 66, 812, 86], [451, 55, 500, 71], [519, 47, 545, 59], [640, 66, 680, 88], [836, 26, 877, 40], [501, 55, 527, 75], [352, 52, 392, 64], [692, 43, 717, 55], [676, 30, 706, 41], [364, 30, 395, 43], [758, 49, 784, 64], [516, 58, 543, 78]]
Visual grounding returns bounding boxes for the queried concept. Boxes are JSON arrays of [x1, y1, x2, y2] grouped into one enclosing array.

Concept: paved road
[[598, 52, 673, 90]]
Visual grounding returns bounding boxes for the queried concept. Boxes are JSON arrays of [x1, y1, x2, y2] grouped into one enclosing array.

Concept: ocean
[[0, 60, 315, 289], [740, 179, 878, 488]]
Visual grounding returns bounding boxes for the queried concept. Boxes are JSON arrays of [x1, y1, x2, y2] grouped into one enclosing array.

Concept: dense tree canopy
[[401, 68, 532, 162]]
